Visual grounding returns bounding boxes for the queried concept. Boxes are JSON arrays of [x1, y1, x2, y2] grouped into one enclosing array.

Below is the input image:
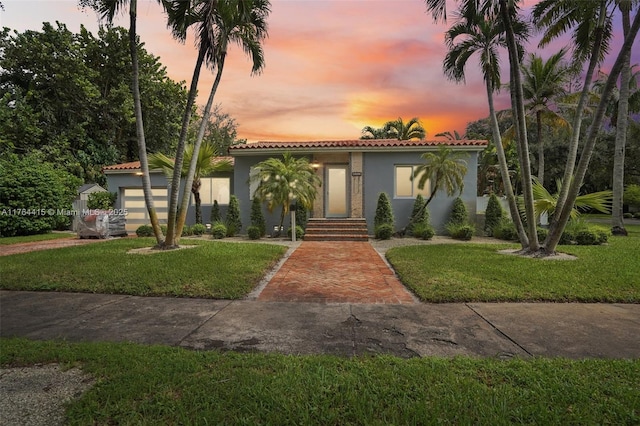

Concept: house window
[[196, 177, 230, 205], [395, 166, 431, 198]]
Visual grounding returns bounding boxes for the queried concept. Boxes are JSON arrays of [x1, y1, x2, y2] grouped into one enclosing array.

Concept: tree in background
[[360, 125, 392, 140], [384, 117, 427, 140], [192, 104, 247, 155], [251, 152, 321, 237]]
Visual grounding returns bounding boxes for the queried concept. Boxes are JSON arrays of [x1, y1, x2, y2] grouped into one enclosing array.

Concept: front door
[[325, 165, 348, 217]]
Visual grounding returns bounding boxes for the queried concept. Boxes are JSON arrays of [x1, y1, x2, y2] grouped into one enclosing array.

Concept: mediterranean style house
[[103, 139, 487, 234]]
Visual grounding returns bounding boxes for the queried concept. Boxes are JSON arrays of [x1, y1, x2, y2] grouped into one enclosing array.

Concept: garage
[[122, 188, 168, 232]]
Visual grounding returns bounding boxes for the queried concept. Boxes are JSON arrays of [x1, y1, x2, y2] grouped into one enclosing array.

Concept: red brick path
[[0, 237, 107, 256], [258, 241, 416, 304]]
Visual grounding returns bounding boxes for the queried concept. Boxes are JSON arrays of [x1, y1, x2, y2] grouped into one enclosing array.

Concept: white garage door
[[123, 188, 168, 232]]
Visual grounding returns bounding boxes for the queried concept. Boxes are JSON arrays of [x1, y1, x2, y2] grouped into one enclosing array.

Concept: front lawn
[[386, 225, 640, 303], [2, 338, 639, 425], [0, 238, 286, 299]]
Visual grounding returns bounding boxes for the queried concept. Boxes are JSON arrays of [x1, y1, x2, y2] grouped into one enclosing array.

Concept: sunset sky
[[1, 0, 637, 142]]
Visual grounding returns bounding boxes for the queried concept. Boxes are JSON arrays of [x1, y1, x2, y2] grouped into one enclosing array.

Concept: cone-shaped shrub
[[449, 197, 468, 225], [484, 194, 503, 236], [374, 192, 394, 228], [210, 200, 221, 224], [407, 194, 427, 235], [250, 197, 266, 237], [295, 203, 308, 230], [225, 195, 242, 237]]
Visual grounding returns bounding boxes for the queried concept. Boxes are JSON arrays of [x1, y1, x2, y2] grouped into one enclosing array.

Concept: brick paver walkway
[[0, 237, 107, 256], [258, 241, 416, 304]]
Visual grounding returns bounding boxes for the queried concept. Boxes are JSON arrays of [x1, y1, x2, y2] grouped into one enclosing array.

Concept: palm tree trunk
[[129, 0, 162, 245], [611, 4, 632, 236], [499, 0, 539, 252], [164, 45, 207, 248], [545, 9, 640, 253], [486, 79, 528, 249], [548, 0, 607, 248], [536, 110, 544, 186], [176, 53, 227, 241], [194, 190, 202, 225]]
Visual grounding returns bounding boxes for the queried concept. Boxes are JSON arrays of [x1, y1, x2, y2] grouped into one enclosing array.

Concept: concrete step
[[303, 233, 369, 242], [304, 218, 368, 241]]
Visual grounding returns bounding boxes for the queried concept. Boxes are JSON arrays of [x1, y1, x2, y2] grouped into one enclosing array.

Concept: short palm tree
[[149, 143, 233, 224], [251, 152, 321, 236], [384, 117, 427, 140], [435, 130, 465, 140], [398, 145, 467, 235], [360, 125, 391, 140]]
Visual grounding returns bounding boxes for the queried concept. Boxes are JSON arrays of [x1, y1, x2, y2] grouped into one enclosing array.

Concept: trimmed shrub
[[0, 154, 82, 236], [449, 197, 468, 225], [634, 212, 640, 219], [484, 194, 503, 236], [374, 192, 394, 229], [536, 227, 548, 242], [375, 223, 394, 240], [225, 195, 242, 237], [250, 197, 266, 237], [135, 225, 153, 237], [210, 200, 221, 224], [575, 229, 599, 245], [407, 194, 427, 235], [87, 191, 117, 210], [181, 225, 193, 237], [295, 203, 308, 230], [191, 223, 206, 236], [211, 222, 227, 239], [287, 225, 304, 240], [413, 222, 435, 240], [160, 225, 168, 236], [624, 212, 633, 219], [446, 223, 475, 241], [247, 225, 262, 240], [594, 227, 611, 244], [558, 230, 575, 245], [493, 218, 518, 241]]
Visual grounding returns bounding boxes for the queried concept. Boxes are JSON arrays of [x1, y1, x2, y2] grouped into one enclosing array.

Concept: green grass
[[2, 338, 638, 425], [0, 238, 286, 299], [0, 232, 74, 245], [387, 225, 640, 303]]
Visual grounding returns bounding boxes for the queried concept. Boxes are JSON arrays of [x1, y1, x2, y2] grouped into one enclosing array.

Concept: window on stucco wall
[[196, 177, 230, 205], [395, 166, 431, 198]]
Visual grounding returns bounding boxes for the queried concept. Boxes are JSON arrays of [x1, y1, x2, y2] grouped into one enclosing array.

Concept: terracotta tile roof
[[229, 139, 487, 153], [102, 156, 235, 172]]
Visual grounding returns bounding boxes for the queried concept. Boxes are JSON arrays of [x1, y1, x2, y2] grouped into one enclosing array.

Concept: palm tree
[[384, 117, 427, 140], [174, 0, 270, 242], [435, 130, 465, 140], [149, 143, 233, 225], [533, 0, 640, 253], [360, 125, 391, 140], [442, 5, 529, 248], [521, 49, 573, 187], [398, 145, 468, 235], [251, 152, 321, 236], [91, 0, 164, 245]]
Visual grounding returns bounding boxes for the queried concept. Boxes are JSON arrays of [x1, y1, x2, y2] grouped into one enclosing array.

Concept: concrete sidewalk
[[1, 290, 638, 359]]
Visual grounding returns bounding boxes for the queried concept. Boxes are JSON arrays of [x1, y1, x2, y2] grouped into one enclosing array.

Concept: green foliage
[[374, 193, 394, 229], [161, 225, 168, 236], [446, 223, 475, 240], [493, 218, 519, 241], [558, 220, 611, 245], [537, 227, 549, 242], [449, 197, 468, 225], [375, 224, 394, 240], [225, 195, 242, 237], [412, 222, 435, 240], [87, 192, 117, 210], [484, 194, 504, 236], [295, 203, 308, 230], [181, 225, 193, 237], [247, 225, 262, 240], [250, 197, 266, 237], [211, 222, 227, 239], [191, 223, 207, 236], [624, 184, 640, 209], [287, 225, 304, 240], [0, 154, 82, 236], [407, 194, 427, 235], [210, 200, 221, 224], [0, 24, 187, 182], [135, 225, 153, 237]]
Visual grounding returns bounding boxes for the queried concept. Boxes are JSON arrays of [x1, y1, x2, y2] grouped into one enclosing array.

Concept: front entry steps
[[304, 218, 369, 242]]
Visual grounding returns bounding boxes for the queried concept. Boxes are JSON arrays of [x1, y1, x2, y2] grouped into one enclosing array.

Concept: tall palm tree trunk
[[546, 9, 640, 253], [547, 0, 608, 249], [164, 45, 207, 248], [536, 110, 544, 186], [611, 4, 632, 236], [129, 0, 162, 245], [176, 54, 227, 240], [499, 0, 538, 252], [486, 78, 528, 249]]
